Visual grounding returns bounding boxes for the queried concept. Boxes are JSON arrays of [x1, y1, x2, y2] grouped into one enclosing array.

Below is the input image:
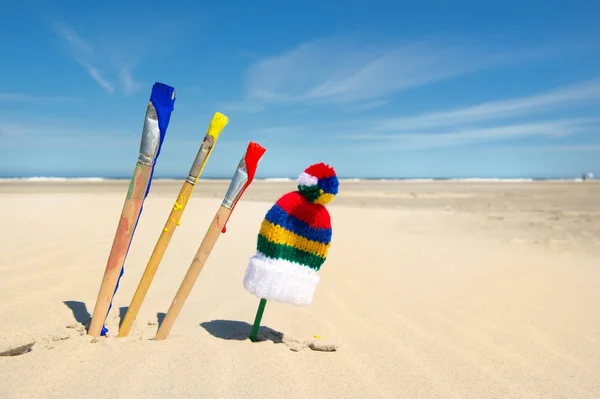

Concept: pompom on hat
[[243, 163, 339, 306], [297, 163, 339, 205]]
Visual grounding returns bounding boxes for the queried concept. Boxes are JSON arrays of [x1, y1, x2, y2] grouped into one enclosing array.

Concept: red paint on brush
[[222, 141, 266, 233], [132, 170, 147, 221], [244, 141, 266, 184], [106, 167, 149, 270], [107, 216, 130, 270]]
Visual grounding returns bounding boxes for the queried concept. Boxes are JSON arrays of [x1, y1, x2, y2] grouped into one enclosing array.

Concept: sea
[[0, 176, 591, 182]]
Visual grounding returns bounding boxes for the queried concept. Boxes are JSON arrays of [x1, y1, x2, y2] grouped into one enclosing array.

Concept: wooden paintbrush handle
[[155, 205, 231, 340], [118, 181, 194, 337], [88, 162, 153, 337]]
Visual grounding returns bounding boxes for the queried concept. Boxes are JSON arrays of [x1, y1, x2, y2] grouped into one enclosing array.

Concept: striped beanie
[[243, 163, 339, 306]]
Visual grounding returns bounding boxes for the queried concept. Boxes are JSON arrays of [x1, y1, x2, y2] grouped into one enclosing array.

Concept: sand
[[0, 179, 599, 398]]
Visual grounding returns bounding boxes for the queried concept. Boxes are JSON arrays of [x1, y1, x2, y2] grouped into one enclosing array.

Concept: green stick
[[250, 298, 267, 342]]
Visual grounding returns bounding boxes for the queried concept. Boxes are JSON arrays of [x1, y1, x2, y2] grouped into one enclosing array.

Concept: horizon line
[[0, 174, 595, 181]]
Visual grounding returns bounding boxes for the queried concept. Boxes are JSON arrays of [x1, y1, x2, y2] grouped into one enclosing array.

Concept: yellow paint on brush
[[117, 114, 231, 339], [192, 112, 229, 184], [207, 112, 228, 142]]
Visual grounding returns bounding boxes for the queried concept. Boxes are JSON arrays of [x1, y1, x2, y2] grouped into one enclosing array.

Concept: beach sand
[[1, 180, 599, 398]]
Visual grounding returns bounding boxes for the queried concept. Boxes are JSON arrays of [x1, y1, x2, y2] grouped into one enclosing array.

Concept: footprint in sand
[[0, 342, 35, 357], [36, 323, 88, 349], [0, 326, 81, 356], [230, 329, 338, 353]]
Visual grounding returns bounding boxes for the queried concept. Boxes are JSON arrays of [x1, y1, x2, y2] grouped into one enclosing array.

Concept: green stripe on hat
[[257, 234, 326, 271]]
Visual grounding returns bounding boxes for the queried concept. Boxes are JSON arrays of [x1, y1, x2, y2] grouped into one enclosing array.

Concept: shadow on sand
[[62, 302, 128, 330], [157, 312, 166, 328], [199, 319, 284, 343], [63, 301, 91, 325], [118, 307, 128, 328]]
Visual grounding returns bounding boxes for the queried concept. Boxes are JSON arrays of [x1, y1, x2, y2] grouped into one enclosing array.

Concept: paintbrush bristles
[[207, 112, 229, 138]]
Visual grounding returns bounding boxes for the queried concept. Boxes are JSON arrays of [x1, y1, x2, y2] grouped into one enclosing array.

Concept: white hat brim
[[243, 251, 320, 306]]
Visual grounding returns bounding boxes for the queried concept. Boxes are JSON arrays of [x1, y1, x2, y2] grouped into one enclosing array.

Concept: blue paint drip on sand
[[100, 82, 176, 336]]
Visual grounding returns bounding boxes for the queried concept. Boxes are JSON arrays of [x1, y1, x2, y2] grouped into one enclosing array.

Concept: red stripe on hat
[[275, 191, 331, 229]]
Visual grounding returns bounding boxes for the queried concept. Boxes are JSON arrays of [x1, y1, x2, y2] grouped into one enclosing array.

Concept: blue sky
[[1, 0, 599, 178]]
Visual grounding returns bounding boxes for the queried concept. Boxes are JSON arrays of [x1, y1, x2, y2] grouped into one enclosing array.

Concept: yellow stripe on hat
[[259, 220, 331, 258]]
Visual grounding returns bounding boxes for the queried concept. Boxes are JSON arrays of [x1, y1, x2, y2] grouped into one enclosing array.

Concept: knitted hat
[[243, 163, 339, 306]]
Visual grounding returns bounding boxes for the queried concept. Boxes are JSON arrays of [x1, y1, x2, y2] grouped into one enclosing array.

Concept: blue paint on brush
[[100, 82, 176, 336]]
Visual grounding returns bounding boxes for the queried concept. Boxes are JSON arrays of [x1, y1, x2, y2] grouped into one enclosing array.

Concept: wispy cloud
[[221, 100, 265, 114], [0, 119, 138, 149], [52, 22, 140, 96], [53, 23, 114, 94], [345, 99, 391, 111], [220, 75, 600, 153], [81, 62, 115, 94], [0, 93, 80, 102], [0, 124, 31, 137], [229, 36, 555, 112], [315, 77, 600, 151], [343, 119, 595, 151], [376, 78, 600, 131], [489, 143, 600, 153], [118, 67, 141, 96], [528, 144, 600, 152]]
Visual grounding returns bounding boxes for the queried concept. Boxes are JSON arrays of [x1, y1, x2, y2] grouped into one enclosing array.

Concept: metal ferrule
[[138, 102, 161, 166], [221, 157, 249, 209], [186, 135, 214, 184]]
